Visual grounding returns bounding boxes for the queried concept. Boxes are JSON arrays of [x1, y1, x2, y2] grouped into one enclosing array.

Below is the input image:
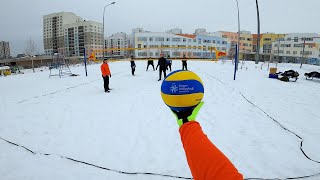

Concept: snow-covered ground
[[0, 61, 320, 180]]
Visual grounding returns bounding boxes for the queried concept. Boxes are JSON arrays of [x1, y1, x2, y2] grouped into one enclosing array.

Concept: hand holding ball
[[161, 70, 204, 112]]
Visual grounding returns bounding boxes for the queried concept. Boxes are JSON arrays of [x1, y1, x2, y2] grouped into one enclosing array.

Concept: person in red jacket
[[171, 102, 243, 180], [101, 60, 111, 93]]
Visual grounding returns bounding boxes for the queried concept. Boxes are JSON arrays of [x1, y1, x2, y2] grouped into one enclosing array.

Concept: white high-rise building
[[105, 32, 130, 57], [63, 20, 103, 58], [195, 28, 207, 35], [166, 28, 183, 34], [43, 12, 83, 56], [0, 41, 10, 59]]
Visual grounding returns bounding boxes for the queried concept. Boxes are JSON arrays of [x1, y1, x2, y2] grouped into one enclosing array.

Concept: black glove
[[110, 74, 112, 78]]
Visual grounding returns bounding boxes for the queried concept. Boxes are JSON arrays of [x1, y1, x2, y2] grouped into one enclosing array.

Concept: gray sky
[[1, 0, 319, 56]]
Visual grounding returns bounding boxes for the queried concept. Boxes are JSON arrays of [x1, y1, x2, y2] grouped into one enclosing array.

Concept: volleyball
[[161, 70, 204, 111]]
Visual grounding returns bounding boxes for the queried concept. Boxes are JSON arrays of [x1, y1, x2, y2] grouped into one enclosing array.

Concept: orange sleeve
[[179, 121, 243, 180]]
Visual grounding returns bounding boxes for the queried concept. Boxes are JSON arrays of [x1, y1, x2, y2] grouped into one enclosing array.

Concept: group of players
[[129, 54, 188, 81]]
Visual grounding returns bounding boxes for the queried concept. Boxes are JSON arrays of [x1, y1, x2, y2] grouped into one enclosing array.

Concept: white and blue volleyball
[[161, 70, 204, 111]]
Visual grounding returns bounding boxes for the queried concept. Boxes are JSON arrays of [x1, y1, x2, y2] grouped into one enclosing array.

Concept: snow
[[0, 61, 320, 179]]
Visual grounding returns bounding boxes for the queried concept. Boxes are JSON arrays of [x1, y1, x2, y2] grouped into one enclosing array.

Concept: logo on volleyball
[[170, 84, 178, 93]]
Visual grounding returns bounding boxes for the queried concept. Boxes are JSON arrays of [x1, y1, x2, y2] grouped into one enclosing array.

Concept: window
[[149, 37, 153, 41], [286, 51, 290, 54], [294, 44, 303, 48], [166, 38, 170, 41], [155, 37, 165, 41], [183, 38, 186, 42], [285, 44, 291, 47], [188, 39, 191, 42], [138, 44, 141, 48], [217, 41, 220, 44], [293, 51, 297, 55], [264, 38, 271, 41], [138, 52, 147, 56], [240, 37, 245, 40], [274, 50, 278, 53], [287, 37, 292, 41], [243, 43, 248, 47], [294, 37, 299, 42], [138, 37, 147, 41], [308, 45, 313, 48], [172, 38, 181, 42], [222, 35, 227, 38], [247, 38, 252, 41]]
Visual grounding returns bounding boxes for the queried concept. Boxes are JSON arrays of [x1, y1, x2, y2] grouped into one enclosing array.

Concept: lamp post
[[235, 0, 241, 70], [255, 0, 261, 64], [103, 2, 116, 60]]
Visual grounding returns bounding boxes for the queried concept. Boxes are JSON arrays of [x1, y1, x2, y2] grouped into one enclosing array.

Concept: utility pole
[[300, 38, 306, 68], [255, 0, 261, 64]]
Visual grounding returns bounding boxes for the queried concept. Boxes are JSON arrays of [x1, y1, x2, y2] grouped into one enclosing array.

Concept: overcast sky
[[1, 0, 319, 56]]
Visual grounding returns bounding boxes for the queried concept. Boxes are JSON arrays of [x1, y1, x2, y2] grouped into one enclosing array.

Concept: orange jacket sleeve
[[101, 64, 111, 76], [179, 121, 243, 180]]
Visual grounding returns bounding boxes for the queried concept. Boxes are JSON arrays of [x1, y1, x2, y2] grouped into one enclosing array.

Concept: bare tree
[[24, 38, 37, 72]]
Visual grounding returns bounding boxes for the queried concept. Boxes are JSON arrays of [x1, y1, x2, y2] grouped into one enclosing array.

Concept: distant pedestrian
[[101, 60, 112, 93], [156, 54, 167, 81], [166, 55, 172, 72], [182, 54, 188, 70], [146, 57, 155, 71], [130, 56, 136, 76]]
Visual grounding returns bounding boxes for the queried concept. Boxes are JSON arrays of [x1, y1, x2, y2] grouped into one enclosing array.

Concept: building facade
[[0, 41, 10, 59], [105, 32, 130, 57], [132, 31, 230, 59], [271, 33, 320, 63], [43, 12, 83, 56], [63, 20, 103, 58]]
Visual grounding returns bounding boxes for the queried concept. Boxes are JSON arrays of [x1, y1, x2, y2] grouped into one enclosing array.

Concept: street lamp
[[103, 1, 116, 60], [235, 0, 241, 70], [255, 0, 261, 64]]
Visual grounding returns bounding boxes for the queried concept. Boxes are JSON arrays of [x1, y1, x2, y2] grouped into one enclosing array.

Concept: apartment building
[[43, 12, 83, 56], [105, 32, 130, 57], [271, 33, 320, 62], [0, 41, 10, 59], [132, 31, 230, 59], [63, 20, 103, 58]]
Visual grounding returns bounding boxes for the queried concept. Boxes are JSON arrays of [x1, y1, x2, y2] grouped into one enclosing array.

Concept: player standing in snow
[[101, 60, 111, 93], [156, 54, 167, 81], [146, 57, 155, 71], [171, 102, 243, 180], [130, 56, 136, 76], [182, 54, 188, 70], [166, 55, 172, 72]]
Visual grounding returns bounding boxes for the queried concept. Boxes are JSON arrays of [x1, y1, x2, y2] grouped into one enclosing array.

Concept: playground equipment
[[49, 53, 72, 78]]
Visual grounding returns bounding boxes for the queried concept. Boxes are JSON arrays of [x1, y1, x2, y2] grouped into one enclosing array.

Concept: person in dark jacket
[[156, 54, 167, 81], [166, 55, 172, 72], [130, 56, 136, 76], [146, 57, 155, 71], [182, 54, 188, 70]]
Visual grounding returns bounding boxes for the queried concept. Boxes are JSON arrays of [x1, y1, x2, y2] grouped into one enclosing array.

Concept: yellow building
[[259, 33, 286, 54], [239, 31, 253, 53]]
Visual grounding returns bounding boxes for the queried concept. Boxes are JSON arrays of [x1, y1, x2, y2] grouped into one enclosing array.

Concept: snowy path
[[1, 61, 320, 179]]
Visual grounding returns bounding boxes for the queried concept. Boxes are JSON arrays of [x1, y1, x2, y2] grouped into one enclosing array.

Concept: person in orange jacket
[[171, 102, 243, 180], [101, 60, 111, 93]]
